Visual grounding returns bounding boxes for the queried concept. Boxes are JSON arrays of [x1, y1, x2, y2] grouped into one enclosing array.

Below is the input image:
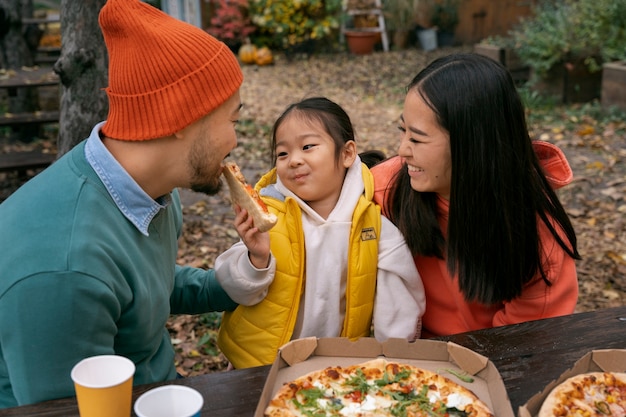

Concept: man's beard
[[190, 173, 222, 195], [188, 145, 223, 195]]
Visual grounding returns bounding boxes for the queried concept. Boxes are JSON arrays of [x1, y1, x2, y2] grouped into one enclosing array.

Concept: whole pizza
[[264, 358, 494, 416], [539, 372, 626, 416]]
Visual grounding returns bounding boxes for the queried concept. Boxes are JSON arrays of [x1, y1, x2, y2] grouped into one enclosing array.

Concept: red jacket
[[371, 141, 579, 337]]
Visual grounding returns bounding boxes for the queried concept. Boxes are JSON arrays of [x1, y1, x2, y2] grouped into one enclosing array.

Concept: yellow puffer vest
[[217, 164, 381, 369]]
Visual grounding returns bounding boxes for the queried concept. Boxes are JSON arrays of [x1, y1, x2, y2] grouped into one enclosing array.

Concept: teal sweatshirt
[[0, 140, 236, 408]]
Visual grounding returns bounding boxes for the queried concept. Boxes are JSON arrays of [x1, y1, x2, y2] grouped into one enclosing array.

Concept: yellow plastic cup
[[70, 355, 135, 417]]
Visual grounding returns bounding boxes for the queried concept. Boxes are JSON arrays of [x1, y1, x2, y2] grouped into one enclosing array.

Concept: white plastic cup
[[134, 385, 204, 417], [70, 355, 135, 417]]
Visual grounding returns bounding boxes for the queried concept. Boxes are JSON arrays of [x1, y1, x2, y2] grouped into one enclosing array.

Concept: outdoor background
[[170, 47, 626, 376], [1, 0, 625, 377]]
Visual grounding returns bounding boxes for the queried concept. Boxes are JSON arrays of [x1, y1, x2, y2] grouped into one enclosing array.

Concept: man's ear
[[342, 140, 357, 168]]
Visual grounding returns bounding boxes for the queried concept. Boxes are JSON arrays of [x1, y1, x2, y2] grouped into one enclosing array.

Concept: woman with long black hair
[[372, 53, 581, 337]]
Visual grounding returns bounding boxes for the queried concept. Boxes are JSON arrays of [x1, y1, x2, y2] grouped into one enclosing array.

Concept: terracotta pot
[[344, 31, 379, 55]]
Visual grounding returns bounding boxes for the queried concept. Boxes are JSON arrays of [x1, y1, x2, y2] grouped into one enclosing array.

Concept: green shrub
[[249, 0, 342, 49], [511, 0, 626, 77]]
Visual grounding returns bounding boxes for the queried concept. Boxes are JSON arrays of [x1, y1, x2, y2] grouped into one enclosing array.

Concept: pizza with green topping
[[264, 358, 494, 417]]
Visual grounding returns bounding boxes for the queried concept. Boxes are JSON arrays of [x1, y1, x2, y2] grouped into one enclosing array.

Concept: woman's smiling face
[[397, 89, 452, 200]]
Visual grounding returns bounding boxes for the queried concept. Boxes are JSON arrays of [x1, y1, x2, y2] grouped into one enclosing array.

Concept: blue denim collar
[[84, 122, 170, 236]]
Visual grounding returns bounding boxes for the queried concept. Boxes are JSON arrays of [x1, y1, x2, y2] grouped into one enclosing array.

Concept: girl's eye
[[276, 151, 287, 158], [397, 125, 406, 133], [303, 144, 316, 151]]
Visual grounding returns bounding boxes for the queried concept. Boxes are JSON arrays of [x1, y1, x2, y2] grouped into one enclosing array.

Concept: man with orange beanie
[[0, 0, 273, 408]]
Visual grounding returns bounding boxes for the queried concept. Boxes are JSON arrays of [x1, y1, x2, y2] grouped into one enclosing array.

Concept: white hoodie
[[215, 157, 425, 341]]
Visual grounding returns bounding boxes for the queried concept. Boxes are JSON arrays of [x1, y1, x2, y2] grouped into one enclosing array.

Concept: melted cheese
[[339, 395, 393, 416], [447, 393, 473, 410]]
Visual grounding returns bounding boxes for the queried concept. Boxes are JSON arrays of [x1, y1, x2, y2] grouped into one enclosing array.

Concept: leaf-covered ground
[[2, 46, 625, 377]]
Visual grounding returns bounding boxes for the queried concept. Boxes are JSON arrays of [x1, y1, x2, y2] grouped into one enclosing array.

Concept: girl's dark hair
[[270, 97, 384, 168], [386, 53, 580, 304]]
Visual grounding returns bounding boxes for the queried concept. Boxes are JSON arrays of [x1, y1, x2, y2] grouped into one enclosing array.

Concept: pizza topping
[[266, 359, 493, 417], [539, 372, 626, 417], [595, 400, 611, 415], [439, 368, 475, 383]]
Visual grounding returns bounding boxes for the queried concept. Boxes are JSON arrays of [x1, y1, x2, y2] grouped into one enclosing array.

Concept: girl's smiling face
[[274, 114, 355, 218], [398, 89, 452, 200]]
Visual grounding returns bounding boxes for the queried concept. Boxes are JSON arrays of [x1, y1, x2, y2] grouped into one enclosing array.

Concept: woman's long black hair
[[386, 53, 580, 304]]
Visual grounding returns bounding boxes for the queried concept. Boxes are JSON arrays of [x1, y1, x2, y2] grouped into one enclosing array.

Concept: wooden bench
[[0, 150, 57, 173], [0, 68, 60, 172], [0, 110, 60, 127]]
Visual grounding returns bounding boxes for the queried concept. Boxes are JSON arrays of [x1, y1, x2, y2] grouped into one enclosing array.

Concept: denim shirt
[[84, 122, 170, 236]]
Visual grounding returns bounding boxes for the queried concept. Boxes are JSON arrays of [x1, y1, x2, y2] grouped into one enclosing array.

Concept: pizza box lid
[[254, 337, 514, 417], [518, 349, 626, 417]]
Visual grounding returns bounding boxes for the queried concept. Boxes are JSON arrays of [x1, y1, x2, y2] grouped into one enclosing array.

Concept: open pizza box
[[254, 337, 514, 416], [519, 349, 626, 417]]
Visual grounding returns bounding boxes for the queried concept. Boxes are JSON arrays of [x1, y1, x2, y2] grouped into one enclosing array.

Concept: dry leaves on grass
[[2, 47, 625, 377], [170, 49, 626, 376]]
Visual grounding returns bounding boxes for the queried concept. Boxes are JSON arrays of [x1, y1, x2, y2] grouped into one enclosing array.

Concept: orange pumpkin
[[254, 47, 273, 66], [238, 43, 257, 65]]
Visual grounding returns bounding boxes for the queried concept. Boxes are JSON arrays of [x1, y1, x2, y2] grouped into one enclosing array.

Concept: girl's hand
[[233, 205, 271, 269]]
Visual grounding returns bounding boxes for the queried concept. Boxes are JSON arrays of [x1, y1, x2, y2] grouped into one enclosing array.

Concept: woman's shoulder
[[370, 155, 402, 178], [370, 156, 402, 206]]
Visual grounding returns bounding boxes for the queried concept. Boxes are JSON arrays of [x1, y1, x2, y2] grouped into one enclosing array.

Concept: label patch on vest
[[361, 227, 377, 241]]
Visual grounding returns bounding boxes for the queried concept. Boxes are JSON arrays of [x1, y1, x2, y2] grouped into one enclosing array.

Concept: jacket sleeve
[[373, 216, 426, 341], [213, 241, 276, 306], [492, 221, 579, 326]]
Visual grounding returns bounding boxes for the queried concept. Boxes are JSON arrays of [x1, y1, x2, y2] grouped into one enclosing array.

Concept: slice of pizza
[[264, 358, 494, 417], [539, 371, 626, 417], [222, 161, 277, 232]]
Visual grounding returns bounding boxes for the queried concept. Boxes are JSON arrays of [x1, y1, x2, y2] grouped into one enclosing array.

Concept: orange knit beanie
[[99, 0, 243, 140]]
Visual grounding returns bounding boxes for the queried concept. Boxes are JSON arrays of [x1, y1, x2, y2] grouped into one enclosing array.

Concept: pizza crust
[[222, 162, 277, 232], [538, 371, 626, 417]]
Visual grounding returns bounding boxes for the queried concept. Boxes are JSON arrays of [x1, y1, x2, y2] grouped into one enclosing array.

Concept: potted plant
[[383, 0, 418, 49], [206, 0, 257, 53], [343, 0, 384, 54], [430, 0, 458, 46], [510, 0, 626, 103]]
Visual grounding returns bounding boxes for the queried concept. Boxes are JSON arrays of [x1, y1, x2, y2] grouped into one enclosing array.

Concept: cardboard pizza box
[[254, 337, 514, 416], [519, 349, 626, 417]]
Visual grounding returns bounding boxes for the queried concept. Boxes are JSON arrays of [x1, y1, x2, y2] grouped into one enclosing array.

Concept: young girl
[[214, 97, 425, 369], [371, 53, 581, 338]]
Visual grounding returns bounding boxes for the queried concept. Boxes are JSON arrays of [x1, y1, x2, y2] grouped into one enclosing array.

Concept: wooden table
[[1, 306, 625, 416]]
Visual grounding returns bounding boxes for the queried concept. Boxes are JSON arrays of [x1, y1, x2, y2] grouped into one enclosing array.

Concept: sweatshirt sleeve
[[0, 272, 120, 407], [214, 240, 276, 306], [170, 265, 239, 313], [373, 216, 426, 341], [492, 221, 579, 327]]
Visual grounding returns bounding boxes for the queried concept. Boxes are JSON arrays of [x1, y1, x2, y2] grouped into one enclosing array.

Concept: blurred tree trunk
[[0, 0, 40, 141], [53, 0, 108, 155]]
